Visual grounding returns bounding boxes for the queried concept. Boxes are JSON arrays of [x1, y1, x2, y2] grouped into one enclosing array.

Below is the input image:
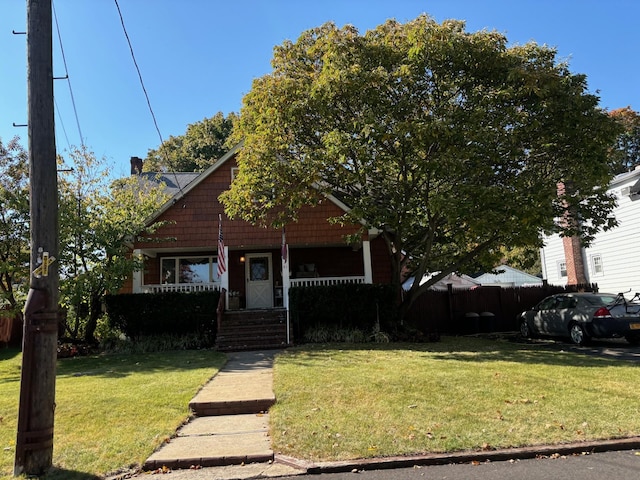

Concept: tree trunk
[[84, 292, 101, 345]]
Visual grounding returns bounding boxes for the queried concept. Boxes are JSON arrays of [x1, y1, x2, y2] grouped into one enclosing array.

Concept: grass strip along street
[[270, 337, 640, 461]]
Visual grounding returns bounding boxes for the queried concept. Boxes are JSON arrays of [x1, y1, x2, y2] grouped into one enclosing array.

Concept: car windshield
[[582, 295, 618, 306]]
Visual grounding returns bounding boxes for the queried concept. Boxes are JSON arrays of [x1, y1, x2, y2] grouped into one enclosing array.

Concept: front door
[[245, 253, 273, 309]]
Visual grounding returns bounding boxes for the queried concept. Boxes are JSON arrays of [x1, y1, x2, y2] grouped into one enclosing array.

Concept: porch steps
[[215, 309, 289, 352]]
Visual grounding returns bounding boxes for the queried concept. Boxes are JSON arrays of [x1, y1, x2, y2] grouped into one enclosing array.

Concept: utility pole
[[14, 0, 59, 476]]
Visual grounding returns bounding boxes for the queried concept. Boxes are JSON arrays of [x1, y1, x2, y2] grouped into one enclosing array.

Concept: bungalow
[[122, 144, 393, 348], [540, 166, 640, 295]]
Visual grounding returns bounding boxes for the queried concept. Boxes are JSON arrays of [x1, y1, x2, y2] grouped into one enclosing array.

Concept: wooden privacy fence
[[0, 308, 23, 346], [404, 283, 598, 336]]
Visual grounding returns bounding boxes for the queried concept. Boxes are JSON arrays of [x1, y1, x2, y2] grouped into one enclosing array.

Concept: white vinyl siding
[[540, 232, 568, 286], [541, 170, 640, 293]]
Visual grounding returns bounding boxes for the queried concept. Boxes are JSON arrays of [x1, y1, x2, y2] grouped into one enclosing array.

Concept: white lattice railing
[[141, 283, 220, 294], [289, 276, 366, 288]]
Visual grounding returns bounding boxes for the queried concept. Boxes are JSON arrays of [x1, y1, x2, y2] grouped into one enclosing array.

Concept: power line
[[52, 0, 84, 147], [113, 0, 186, 198], [54, 97, 71, 150], [113, 0, 165, 149]]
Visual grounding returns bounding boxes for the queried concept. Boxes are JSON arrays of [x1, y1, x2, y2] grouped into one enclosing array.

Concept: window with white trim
[[161, 256, 220, 284], [591, 254, 604, 275], [558, 261, 567, 278]]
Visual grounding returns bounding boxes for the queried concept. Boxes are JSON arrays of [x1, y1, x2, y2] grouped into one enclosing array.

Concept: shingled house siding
[[135, 161, 361, 251]]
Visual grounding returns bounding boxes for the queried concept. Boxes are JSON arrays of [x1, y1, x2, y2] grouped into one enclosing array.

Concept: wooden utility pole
[[14, 0, 59, 476]]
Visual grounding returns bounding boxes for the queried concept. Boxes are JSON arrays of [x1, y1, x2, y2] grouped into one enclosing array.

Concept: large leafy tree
[[144, 111, 238, 172], [0, 137, 30, 318], [609, 106, 640, 175], [221, 16, 619, 319], [58, 146, 170, 342]]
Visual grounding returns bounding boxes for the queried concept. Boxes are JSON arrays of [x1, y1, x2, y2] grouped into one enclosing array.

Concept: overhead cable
[[53, 1, 85, 147]]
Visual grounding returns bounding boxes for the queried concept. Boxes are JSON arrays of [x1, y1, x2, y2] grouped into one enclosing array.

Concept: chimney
[[130, 156, 143, 175], [557, 181, 588, 285]]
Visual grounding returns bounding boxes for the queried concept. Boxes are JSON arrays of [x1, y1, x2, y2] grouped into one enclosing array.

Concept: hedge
[[289, 283, 396, 339], [104, 291, 220, 340]]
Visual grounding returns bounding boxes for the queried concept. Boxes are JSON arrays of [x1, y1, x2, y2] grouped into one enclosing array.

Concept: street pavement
[[276, 449, 640, 480], [127, 448, 640, 479]]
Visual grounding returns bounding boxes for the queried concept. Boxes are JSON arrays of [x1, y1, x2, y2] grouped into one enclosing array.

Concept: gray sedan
[[518, 292, 640, 345]]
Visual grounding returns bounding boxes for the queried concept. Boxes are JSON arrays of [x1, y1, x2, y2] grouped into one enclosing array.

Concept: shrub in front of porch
[[104, 291, 220, 346], [289, 283, 396, 343]]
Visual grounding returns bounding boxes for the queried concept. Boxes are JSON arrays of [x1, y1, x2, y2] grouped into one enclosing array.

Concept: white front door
[[245, 253, 273, 309]]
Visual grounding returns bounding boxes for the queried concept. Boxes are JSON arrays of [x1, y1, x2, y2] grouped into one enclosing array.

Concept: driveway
[[511, 334, 640, 362]]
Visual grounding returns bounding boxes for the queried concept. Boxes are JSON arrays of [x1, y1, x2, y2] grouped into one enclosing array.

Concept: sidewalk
[[140, 350, 304, 479]]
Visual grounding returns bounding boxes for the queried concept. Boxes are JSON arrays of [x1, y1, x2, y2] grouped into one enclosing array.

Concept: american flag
[[281, 226, 288, 264], [217, 214, 226, 277]]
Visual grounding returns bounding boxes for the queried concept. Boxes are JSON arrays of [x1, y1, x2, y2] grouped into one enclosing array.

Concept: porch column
[[363, 240, 373, 284], [282, 245, 291, 344], [132, 249, 143, 293]]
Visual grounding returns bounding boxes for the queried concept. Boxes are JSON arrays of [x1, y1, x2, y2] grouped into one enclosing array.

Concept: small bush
[[302, 325, 389, 344], [101, 332, 215, 354]]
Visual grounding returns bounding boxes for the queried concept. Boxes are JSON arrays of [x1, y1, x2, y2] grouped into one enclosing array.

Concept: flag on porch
[[217, 214, 226, 276], [281, 226, 288, 264]]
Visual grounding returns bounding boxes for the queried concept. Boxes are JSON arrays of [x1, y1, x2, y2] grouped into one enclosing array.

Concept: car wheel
[[519, 318, 532, 338], [569, 322, 589, 345], [625, 335, 640, 346]]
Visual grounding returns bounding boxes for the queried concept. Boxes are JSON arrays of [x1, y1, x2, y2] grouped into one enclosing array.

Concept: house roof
[[402, 272, 481, 291], [610, 165, 640, 188], [474, 265, 542, 287], [137, 172, 200, 197]]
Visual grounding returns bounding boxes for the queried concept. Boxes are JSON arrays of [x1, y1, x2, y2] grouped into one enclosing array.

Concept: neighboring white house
[[541, 166, 640, 294], [474, 265, 543, 288]]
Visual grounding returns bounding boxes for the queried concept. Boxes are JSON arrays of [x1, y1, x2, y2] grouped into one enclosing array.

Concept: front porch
[[132, 239, 376, 312]]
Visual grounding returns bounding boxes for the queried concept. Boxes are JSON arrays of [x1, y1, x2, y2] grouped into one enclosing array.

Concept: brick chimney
[[557, 181, 588, 285], [562, 235, 587, 285], [130, 156, 143, 175]]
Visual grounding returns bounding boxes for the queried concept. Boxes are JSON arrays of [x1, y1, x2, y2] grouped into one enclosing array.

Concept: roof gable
[[143, 141, 355, 226]]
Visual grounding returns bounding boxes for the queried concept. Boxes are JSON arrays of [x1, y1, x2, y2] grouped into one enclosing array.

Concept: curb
[[276, 436, 640, 474]]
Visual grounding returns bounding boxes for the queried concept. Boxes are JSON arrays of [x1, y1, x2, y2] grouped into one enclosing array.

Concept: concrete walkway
[[142, 350, 304, 478]]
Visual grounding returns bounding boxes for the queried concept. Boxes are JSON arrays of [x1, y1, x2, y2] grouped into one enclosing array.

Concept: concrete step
[[144, 414, 273, 470], [188, 363, 276, 416]]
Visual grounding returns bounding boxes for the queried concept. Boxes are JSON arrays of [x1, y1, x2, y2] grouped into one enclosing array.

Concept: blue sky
[[2, 1, 639, 177]]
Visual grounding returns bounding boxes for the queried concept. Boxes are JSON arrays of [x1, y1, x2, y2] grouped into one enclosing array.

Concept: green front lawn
[[0, 348, 225, 479], [271, 337, 640, 461], [2, 337, 639, 479]]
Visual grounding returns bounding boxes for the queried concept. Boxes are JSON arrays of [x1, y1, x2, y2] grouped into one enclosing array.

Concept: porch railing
[[289, 276, 366, 288], [141, 283, 220, 294]]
